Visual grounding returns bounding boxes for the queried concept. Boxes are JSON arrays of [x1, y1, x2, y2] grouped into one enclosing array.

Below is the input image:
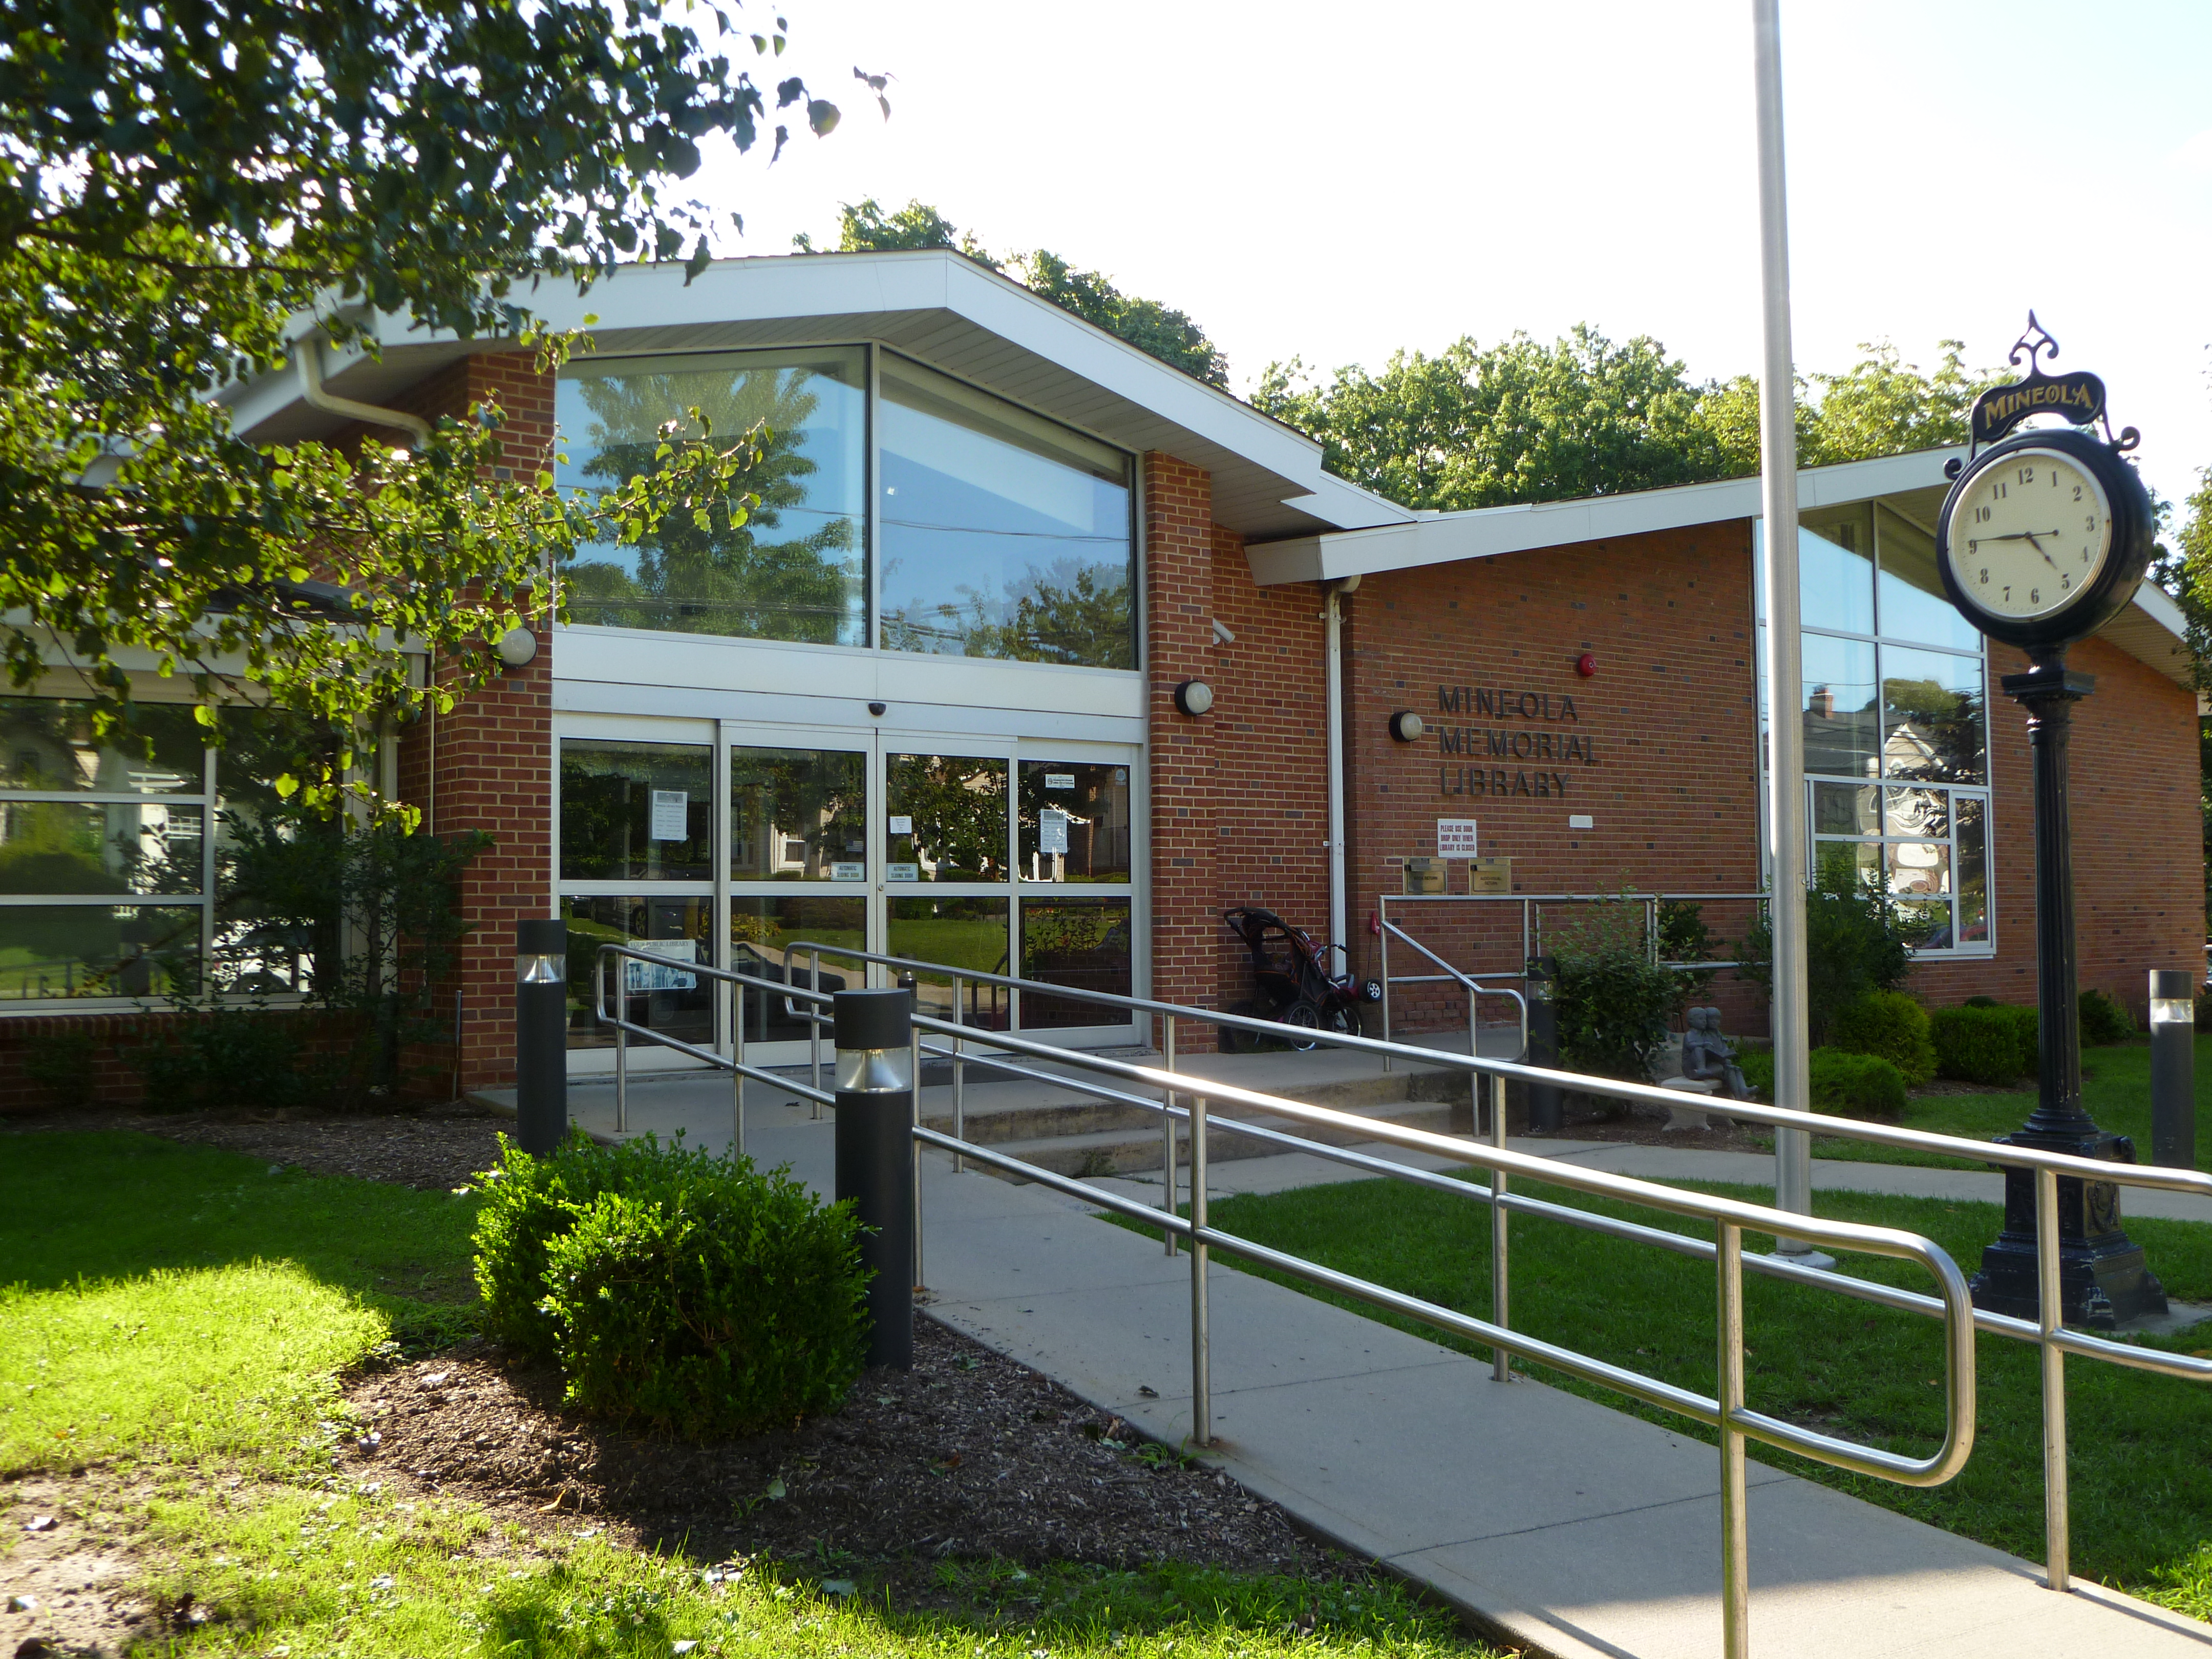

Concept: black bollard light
[[834, 986, 914, 1371], [514, 918, 568, 1156], [2151, 969, 2196, 1171], [1525, 954, 1562, 1133]]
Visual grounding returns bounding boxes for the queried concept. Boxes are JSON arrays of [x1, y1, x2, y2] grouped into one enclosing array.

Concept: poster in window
[[649, 790, 689, 841], [1039, 809, 1070, 855]]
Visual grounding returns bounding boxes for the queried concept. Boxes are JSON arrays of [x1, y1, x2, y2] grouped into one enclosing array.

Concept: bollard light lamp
[[834, 990, 916, 1094], [2150, 970, 2195, 1030]]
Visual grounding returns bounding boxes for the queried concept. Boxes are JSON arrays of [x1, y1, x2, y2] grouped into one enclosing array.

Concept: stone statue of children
[[1680, 1006, 1750, 1101]]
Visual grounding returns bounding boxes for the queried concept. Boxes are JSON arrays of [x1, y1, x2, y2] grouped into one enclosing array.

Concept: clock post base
[[1968, 1128, 2167, 1331]]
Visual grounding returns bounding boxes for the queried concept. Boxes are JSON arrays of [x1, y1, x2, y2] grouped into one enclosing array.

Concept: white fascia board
[[209, 251, 1416, 531], [1251, 448, 1970, 587], [2129, 580, 2190, 647]]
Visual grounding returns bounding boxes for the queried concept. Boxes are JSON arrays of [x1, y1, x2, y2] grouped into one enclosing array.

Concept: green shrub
[[130, 1005, 306, 1112], [1730, 1047, 1904, 1117], [2078, 987, 2134, 1047], [1963, 994, 2000, 1009], [1930, 1004, 2037, 1085], [472, 1133, 869, 1440], [1807, 1050, 1907, 1118], [21, 1028, 98, 1109], [1828, 990, 1937, 1086], [1740, 862, 1925, 1045], [1545, 896, 1676, 1082]]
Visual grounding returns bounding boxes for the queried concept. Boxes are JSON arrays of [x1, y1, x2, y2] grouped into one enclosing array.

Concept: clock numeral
[[1978, 567, 1989, 584], [2030, 587, 2041, 604], [2061, 573, 2072, 590], [1993, 482, 2009, 499], [2003, 586, 2013, 601], [2081, 548, 2091, 562], [2049, 471, 2058, 486], [1974, 505, 1991, 523], [2085, 515, 2096, 531], [2072, 484, 2082, 501], [2019, 466, 2035, 484]]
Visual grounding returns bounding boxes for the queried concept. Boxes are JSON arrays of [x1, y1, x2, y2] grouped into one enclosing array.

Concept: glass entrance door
[[558, 716, 1142, 1072]]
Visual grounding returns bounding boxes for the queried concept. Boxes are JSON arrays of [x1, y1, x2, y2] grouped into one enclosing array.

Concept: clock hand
[[2020, 530, 2062, 569]]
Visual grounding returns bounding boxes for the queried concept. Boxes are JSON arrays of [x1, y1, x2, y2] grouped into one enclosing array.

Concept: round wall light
[[1575, 652, 1597, 678], [1388, 710, 1426, 743], [1173, 679, 1214, 717], [496, 625, 538, 670]]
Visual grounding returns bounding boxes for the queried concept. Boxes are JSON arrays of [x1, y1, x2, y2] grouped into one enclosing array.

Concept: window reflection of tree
[[730, 750, 864, 880], [564, 367, 861, 643], [1881, 676, 1985, 785], [888, 756, 1007, 882], [880, 561, 1134, 669]]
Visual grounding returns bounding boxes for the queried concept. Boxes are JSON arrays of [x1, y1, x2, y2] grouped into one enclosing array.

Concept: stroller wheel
[[1283, 998, 1325, 1050]]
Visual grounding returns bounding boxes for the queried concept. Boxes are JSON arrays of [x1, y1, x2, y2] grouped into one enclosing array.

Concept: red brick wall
[[1341, 520, 2202, 1035], [389, 352, 559, 1095], [1143, 454, 1220, 1050], [1209, 524, 1332, 1007]]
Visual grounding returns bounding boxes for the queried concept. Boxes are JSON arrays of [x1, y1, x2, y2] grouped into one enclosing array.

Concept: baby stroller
[[1221, 906, 1381, 1049]]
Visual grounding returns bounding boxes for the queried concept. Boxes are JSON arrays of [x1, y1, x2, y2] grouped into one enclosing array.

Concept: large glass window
[[0, 698, 332, 1002], [1018, 898, 1133, 1028], [562, 894, 714, 1052], [1017, 759, 1132, 883], [556, 348, 868, 644], [559, 740, 712, 881], [730, 747, 865, 881], [1760, 505, 1993, 955], [887, 753, 1009, 883], [878, 355, 1135, 669]]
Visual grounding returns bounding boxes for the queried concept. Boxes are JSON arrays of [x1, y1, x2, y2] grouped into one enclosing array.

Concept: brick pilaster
[[1144, 453, 1219, 1051]]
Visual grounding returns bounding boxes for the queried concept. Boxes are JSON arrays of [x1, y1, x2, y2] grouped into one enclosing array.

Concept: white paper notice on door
[[1039, 809, 1070, 855], [649, 790, 689, 841], [1436, 818, 1479, 858], [887, 815, 913, 836]]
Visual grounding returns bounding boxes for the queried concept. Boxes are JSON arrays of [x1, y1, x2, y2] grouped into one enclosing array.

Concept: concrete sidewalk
[[488, 1070, 2212, 1658]]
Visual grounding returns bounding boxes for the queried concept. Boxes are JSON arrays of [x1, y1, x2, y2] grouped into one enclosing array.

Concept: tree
[[1258, 334, 1999, 512], [2, 0, 882, 814], [1254, 327, 1727, 511], [796, 199, 1230, 387]]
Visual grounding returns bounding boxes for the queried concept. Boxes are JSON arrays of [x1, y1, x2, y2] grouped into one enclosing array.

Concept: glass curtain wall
[[1758, 502, 1993, 952], [553, 346, 1139, 670]]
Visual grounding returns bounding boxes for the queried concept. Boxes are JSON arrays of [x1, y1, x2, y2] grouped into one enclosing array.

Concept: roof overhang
[[215, 250, 1416, 543], [1249, 446, 2196, 688]]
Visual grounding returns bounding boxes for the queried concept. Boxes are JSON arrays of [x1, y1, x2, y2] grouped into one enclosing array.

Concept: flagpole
[[1752, 0, 1818, 1256]]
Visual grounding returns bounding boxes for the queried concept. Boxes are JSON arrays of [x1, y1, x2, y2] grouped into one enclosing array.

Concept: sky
[[687, 0, 2212, 515]]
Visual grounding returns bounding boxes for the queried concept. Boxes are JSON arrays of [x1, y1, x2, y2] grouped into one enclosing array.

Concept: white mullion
[[712, 728, 732, 1057]]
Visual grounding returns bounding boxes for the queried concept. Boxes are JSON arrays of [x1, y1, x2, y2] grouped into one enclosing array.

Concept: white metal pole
[[1324, 582, 1351, 977], [1752, 0, 1817, 1251]]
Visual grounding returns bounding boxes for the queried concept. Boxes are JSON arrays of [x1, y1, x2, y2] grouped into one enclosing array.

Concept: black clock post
[[1935, 317, 2166, 1329], [1967, 646, 2165, 1328]]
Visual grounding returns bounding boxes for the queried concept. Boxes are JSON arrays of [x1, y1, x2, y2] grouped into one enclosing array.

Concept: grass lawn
[[1115, 1174, 2212, 1620], [1, 1130, 1497, 1658], [1759, 1034, 2212, 1173]]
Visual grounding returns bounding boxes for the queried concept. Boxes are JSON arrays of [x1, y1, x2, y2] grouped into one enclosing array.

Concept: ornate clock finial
[[1970, 312, 2133, 456], [2008, 311, 2061, 374]]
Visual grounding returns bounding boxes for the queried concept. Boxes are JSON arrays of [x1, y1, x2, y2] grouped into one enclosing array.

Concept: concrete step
[[957, 1091, 1476, 1181]]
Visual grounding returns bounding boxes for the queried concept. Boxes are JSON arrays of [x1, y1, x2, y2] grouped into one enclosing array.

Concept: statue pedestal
[[1658, 1076, 1719, 1131]]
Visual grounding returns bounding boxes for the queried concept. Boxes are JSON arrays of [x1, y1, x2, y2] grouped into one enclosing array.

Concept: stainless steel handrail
[[598, 932, 2206, 1625], [589, 944, 836, 1151], [1375, 914, 1528, 1072]]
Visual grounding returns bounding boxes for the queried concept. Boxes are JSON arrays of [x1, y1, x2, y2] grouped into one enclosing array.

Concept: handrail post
[[1163, 1013, 1180, 1257], [1378, 906, 1394, 1073], [1718, 1220, 1750, 1659], [2038, 1164, 2071, 1591], [808, 946, 824, 1118], [951, 973, 966, 1175], [1189, 1083, 1210, 1445], [1490, 1072, 1510, 1384], [614, 959, 629, 1137], [732, 984, 746, 1159]]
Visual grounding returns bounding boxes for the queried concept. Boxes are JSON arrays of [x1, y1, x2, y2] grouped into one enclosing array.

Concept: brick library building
[[3, 248, 2199, 1097]]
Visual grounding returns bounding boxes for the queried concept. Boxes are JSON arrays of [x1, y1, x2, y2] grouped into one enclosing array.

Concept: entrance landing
[[477, 1068, 2212, 1657]]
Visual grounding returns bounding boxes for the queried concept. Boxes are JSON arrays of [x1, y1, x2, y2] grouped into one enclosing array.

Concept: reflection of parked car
[[1222, 907, 1380, 1049]]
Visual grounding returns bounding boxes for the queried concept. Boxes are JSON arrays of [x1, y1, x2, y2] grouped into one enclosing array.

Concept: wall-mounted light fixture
[[1173, 680, 1214, 717], [496, 626, 538, 670], [1388, 710, 1425, 743]]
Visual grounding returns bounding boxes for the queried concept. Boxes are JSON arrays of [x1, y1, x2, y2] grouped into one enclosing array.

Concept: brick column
[[1144, 453, 1218, 1051], [390, 352, 559, 1097]]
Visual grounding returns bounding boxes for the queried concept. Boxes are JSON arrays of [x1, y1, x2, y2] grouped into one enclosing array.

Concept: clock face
[[1944, 446, 2112, 622]]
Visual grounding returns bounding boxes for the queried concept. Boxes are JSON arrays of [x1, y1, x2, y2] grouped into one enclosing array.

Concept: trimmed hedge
[[1733, 1046, 1907, 1119], [1930, 1004, 2037, 1086], [473, 1133, 869, 1439], [1827, 991, 1937, 1087]]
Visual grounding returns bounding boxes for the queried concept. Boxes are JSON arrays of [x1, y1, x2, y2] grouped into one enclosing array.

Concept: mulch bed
[[345, 1319, 1334, 1582], [3, 1102, 514, 1192]]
